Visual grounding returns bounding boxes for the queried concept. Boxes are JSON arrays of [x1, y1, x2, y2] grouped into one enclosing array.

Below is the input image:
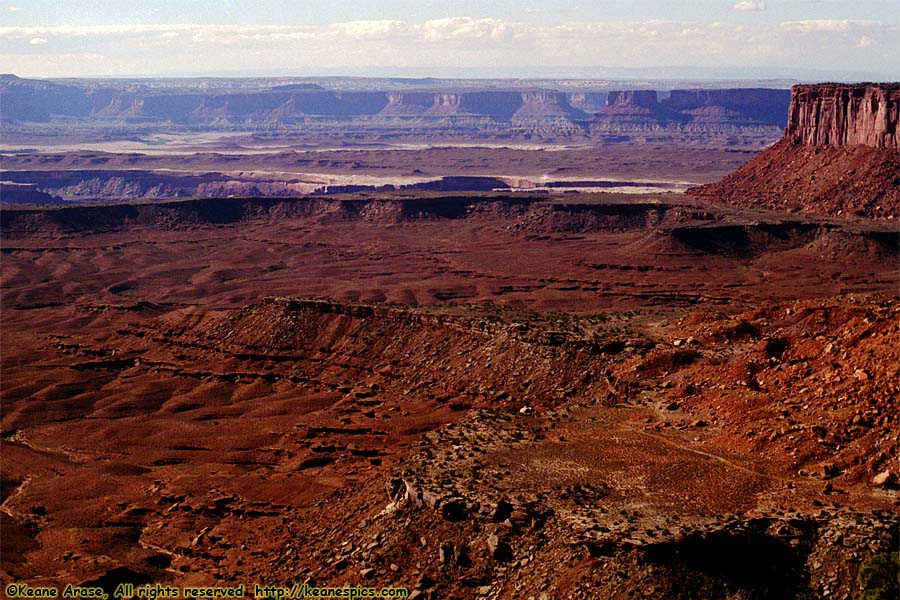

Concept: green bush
[[858, 551, 899, 600]]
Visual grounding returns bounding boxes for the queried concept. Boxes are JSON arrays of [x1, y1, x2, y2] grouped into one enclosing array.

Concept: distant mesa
[[690, 82, 900, 219], [666, 88, 792, 127], [270, 83, 326, 91], [0, 74, 790, 134], [591, 88, 791, 132], [515, 90, 586, 120]]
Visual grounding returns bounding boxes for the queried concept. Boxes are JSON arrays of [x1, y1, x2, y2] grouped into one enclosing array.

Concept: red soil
[[689, 139, 900, 219]]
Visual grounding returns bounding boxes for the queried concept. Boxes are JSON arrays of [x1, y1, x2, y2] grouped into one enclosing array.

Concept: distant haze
[[1, 0, 898, 79]]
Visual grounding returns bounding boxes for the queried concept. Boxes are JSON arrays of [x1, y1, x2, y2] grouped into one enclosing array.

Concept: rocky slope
[[689, 82, 900, 218], [3, 291, 897, 597]]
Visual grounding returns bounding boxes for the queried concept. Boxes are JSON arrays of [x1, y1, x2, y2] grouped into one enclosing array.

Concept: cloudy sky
[[1, 0, 898, 78]]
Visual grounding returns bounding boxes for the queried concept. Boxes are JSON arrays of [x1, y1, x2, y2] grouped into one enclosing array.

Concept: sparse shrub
[[858, 551, 899, 600]]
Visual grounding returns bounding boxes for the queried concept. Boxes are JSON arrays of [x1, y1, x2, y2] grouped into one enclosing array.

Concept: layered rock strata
[[786, 83, 899, 149], [689, 83, 900, 218]]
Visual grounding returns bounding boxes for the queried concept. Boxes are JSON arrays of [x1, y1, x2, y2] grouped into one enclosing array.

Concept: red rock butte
[[689, 82, 900, 218], [786, 83, 899, 149]]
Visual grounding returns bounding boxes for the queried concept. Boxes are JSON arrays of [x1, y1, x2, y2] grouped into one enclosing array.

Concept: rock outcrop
[[689, 82, 900, 218], [786, 83, 899, 149], [606, 90, 659, 110], [0, 181, 65, 204]]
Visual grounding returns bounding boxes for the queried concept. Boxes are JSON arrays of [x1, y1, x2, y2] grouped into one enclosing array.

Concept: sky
[[1, 0, 898, 79]]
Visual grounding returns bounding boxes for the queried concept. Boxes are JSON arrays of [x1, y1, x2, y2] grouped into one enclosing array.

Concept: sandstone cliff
[[786, 83, 899, 149], [689, 83, 900, 218]]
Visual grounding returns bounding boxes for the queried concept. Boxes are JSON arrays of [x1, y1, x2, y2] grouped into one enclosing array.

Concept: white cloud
[[524, 7, 544, 14], [0, 24, 199, 37], [733, 1, 766, 11], [416, 17, 513, 41], [2, 18, 884, 46], [330, 20, 408, 40], [779, 19, 880, 33], [1, 16, 897, 78]]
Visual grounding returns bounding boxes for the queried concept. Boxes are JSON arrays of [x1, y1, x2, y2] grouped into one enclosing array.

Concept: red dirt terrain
[[689, 139, 900, 219], [2, 81, 900, 600], [1, 190, 898, 598], [690, 83, 900, 219]]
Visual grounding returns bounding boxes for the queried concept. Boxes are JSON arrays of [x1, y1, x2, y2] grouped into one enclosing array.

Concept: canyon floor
[[1, 192, 898, 598], [0, 143, 763, 202]]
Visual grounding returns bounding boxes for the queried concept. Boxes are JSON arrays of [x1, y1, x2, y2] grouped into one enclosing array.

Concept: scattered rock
[[507, 510, 530, 528], [873, 471, 897, 489], [439, 542, 454, 565], [489, 500, 513, 522], [487, 534, 514, 562], [415, 573, 435, 590], [441, 497, 468, 521], [821, 463, 840, 479], [455, 546, 472, 568], [385, 478, 405, 502]]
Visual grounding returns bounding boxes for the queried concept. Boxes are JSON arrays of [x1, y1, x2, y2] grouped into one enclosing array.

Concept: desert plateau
[[1, 4, 899, 599]]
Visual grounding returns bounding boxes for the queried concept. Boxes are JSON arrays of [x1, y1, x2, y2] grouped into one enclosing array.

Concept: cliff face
[[666, 89, 791, 127], [606, 90, 659, 109], [689, 83, 900, 218], [567, 92, 606, 112], [591, 88, 791, 134], [786, 83, 900, 149], [514, 91, 584, 119]]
